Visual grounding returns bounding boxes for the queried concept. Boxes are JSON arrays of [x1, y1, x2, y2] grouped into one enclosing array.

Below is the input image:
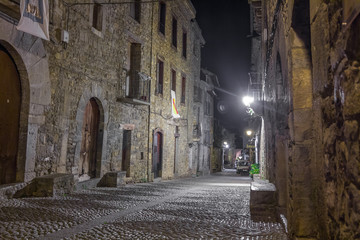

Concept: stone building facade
[[0, 0, 204, 192], [147, 0, 202, 180], [191, 69, 218, 175], [249, 0, 360, 239]]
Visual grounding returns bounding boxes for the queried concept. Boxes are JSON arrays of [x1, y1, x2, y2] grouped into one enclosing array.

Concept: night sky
[[191, 0, 251, 132], [191, 0, 251, 94]]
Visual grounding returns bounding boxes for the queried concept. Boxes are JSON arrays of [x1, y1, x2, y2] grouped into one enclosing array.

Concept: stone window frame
[[182, 28, 187, 59], [170, 67, 177, 94], [125, 32, 144, 99], [180, 73, 186, 104], [156, 56, 165, 96], [158, 1, 166, 36], [171, 15, 178, 49], [90, 1, 106, 38], [129, 0, 141, 23]]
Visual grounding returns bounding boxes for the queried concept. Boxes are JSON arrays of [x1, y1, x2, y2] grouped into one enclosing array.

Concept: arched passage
[[153, 128, 163, 179], [78, 98, 102, 181], [0, 42, 31, 184], [0, 46, 21, 184], [73, 84, 108, 182]]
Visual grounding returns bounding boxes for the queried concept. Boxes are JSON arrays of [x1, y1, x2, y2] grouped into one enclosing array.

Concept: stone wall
[[191, 69, 217, 175], [45, 1, 152, 183], [0, 0, 203, 185], [252, 0, 360, 238], [147, 0, 200, 179], [311, 1, 360, 238]]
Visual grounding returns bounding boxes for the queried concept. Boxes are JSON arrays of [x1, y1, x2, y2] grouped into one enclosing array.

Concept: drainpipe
[[146, 1, 155, 182]]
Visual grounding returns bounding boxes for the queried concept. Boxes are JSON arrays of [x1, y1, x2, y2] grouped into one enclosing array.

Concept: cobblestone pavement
[[0, 170, 288, 239]]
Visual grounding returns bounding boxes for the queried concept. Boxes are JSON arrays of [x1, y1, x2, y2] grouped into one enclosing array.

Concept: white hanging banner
[[16, 0, 50, 40], [171, 90, 180, 119]]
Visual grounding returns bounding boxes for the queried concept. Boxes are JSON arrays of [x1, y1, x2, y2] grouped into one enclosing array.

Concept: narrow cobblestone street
[[0, 170, 287, 239]]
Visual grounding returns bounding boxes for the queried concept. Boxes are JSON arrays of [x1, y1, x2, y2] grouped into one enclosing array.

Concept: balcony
[[117, 71, 151, 105]]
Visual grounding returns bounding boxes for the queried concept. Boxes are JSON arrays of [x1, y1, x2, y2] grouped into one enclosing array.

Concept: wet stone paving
[[0, 171, 288, 239]]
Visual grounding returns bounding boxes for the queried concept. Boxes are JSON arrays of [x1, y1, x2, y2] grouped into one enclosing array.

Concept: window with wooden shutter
[[182, 31, 187, 58], [171, 69, 176, 92], [157, 60, 164, 95], [159, 2, 166, 34], [172, 17, 177, 47]]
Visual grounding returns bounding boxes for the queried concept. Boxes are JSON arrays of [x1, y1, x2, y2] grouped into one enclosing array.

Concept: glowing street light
[[242, 96, 254, 107], [246, 130, 253, 136]]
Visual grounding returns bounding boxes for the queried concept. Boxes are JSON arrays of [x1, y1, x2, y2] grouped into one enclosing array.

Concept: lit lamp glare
[[242, 96, 254, 107], [246, 130, 253, 136]]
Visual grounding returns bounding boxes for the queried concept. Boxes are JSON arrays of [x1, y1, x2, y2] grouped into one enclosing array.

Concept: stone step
[[75, 178, 101, 191], [250, 175, 277, 222], [0, 182, 28, 199], [97, 171, 127, 187], [14, 173, 74, 198]]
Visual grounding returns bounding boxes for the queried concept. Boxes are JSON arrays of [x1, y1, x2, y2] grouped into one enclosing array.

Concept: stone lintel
[[121, 124, 135, 130]]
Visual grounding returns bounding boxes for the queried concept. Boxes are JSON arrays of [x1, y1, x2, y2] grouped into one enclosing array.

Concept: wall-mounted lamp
[[246, 130, 253, 136], [242, 96, 254, 107]]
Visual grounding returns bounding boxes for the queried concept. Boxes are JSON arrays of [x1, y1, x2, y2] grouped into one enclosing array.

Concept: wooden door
[[79, 98, 99, 180], [0, 49, 21, 184], [153, 131, 163, 178], [122, 130, 131, 177]]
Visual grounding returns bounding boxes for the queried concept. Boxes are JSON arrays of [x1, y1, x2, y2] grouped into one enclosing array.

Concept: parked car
[[236, 159, 250, 175]]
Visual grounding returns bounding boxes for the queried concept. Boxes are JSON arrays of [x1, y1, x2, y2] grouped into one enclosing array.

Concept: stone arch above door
[[73, 84, 109, 180], [152, 128, 164, 179], [0, 21, 51, 183]]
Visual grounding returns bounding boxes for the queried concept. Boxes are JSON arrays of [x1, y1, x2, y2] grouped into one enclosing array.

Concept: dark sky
[[191, 0, 251, 132], [191, 0, 251, 95]]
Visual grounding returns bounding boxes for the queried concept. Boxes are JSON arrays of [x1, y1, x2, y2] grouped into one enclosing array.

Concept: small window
[[171, 69, 176, 92], [157, 59, 164, 95], [181, 76, 186, 103], [127, 43, 141, 98], [159, 2, 166, 34], [92, 3, 103, 31], [182, 31, 187, 58], [172, 17, 177, 47], [130, 0, 141, 22]]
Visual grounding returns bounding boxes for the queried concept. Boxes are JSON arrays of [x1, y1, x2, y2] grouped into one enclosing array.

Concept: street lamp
[[246, 130, 253, 136], [242, 96, 254, 107]]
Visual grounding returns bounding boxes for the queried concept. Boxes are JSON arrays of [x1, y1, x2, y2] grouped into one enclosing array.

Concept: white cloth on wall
[[17, 0, 49, 40]]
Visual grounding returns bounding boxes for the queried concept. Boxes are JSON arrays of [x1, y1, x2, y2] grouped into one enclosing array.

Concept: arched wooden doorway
[[0, 47, 21, 184], [79, 98, 100, 181], [153, 130, 163, 178]]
